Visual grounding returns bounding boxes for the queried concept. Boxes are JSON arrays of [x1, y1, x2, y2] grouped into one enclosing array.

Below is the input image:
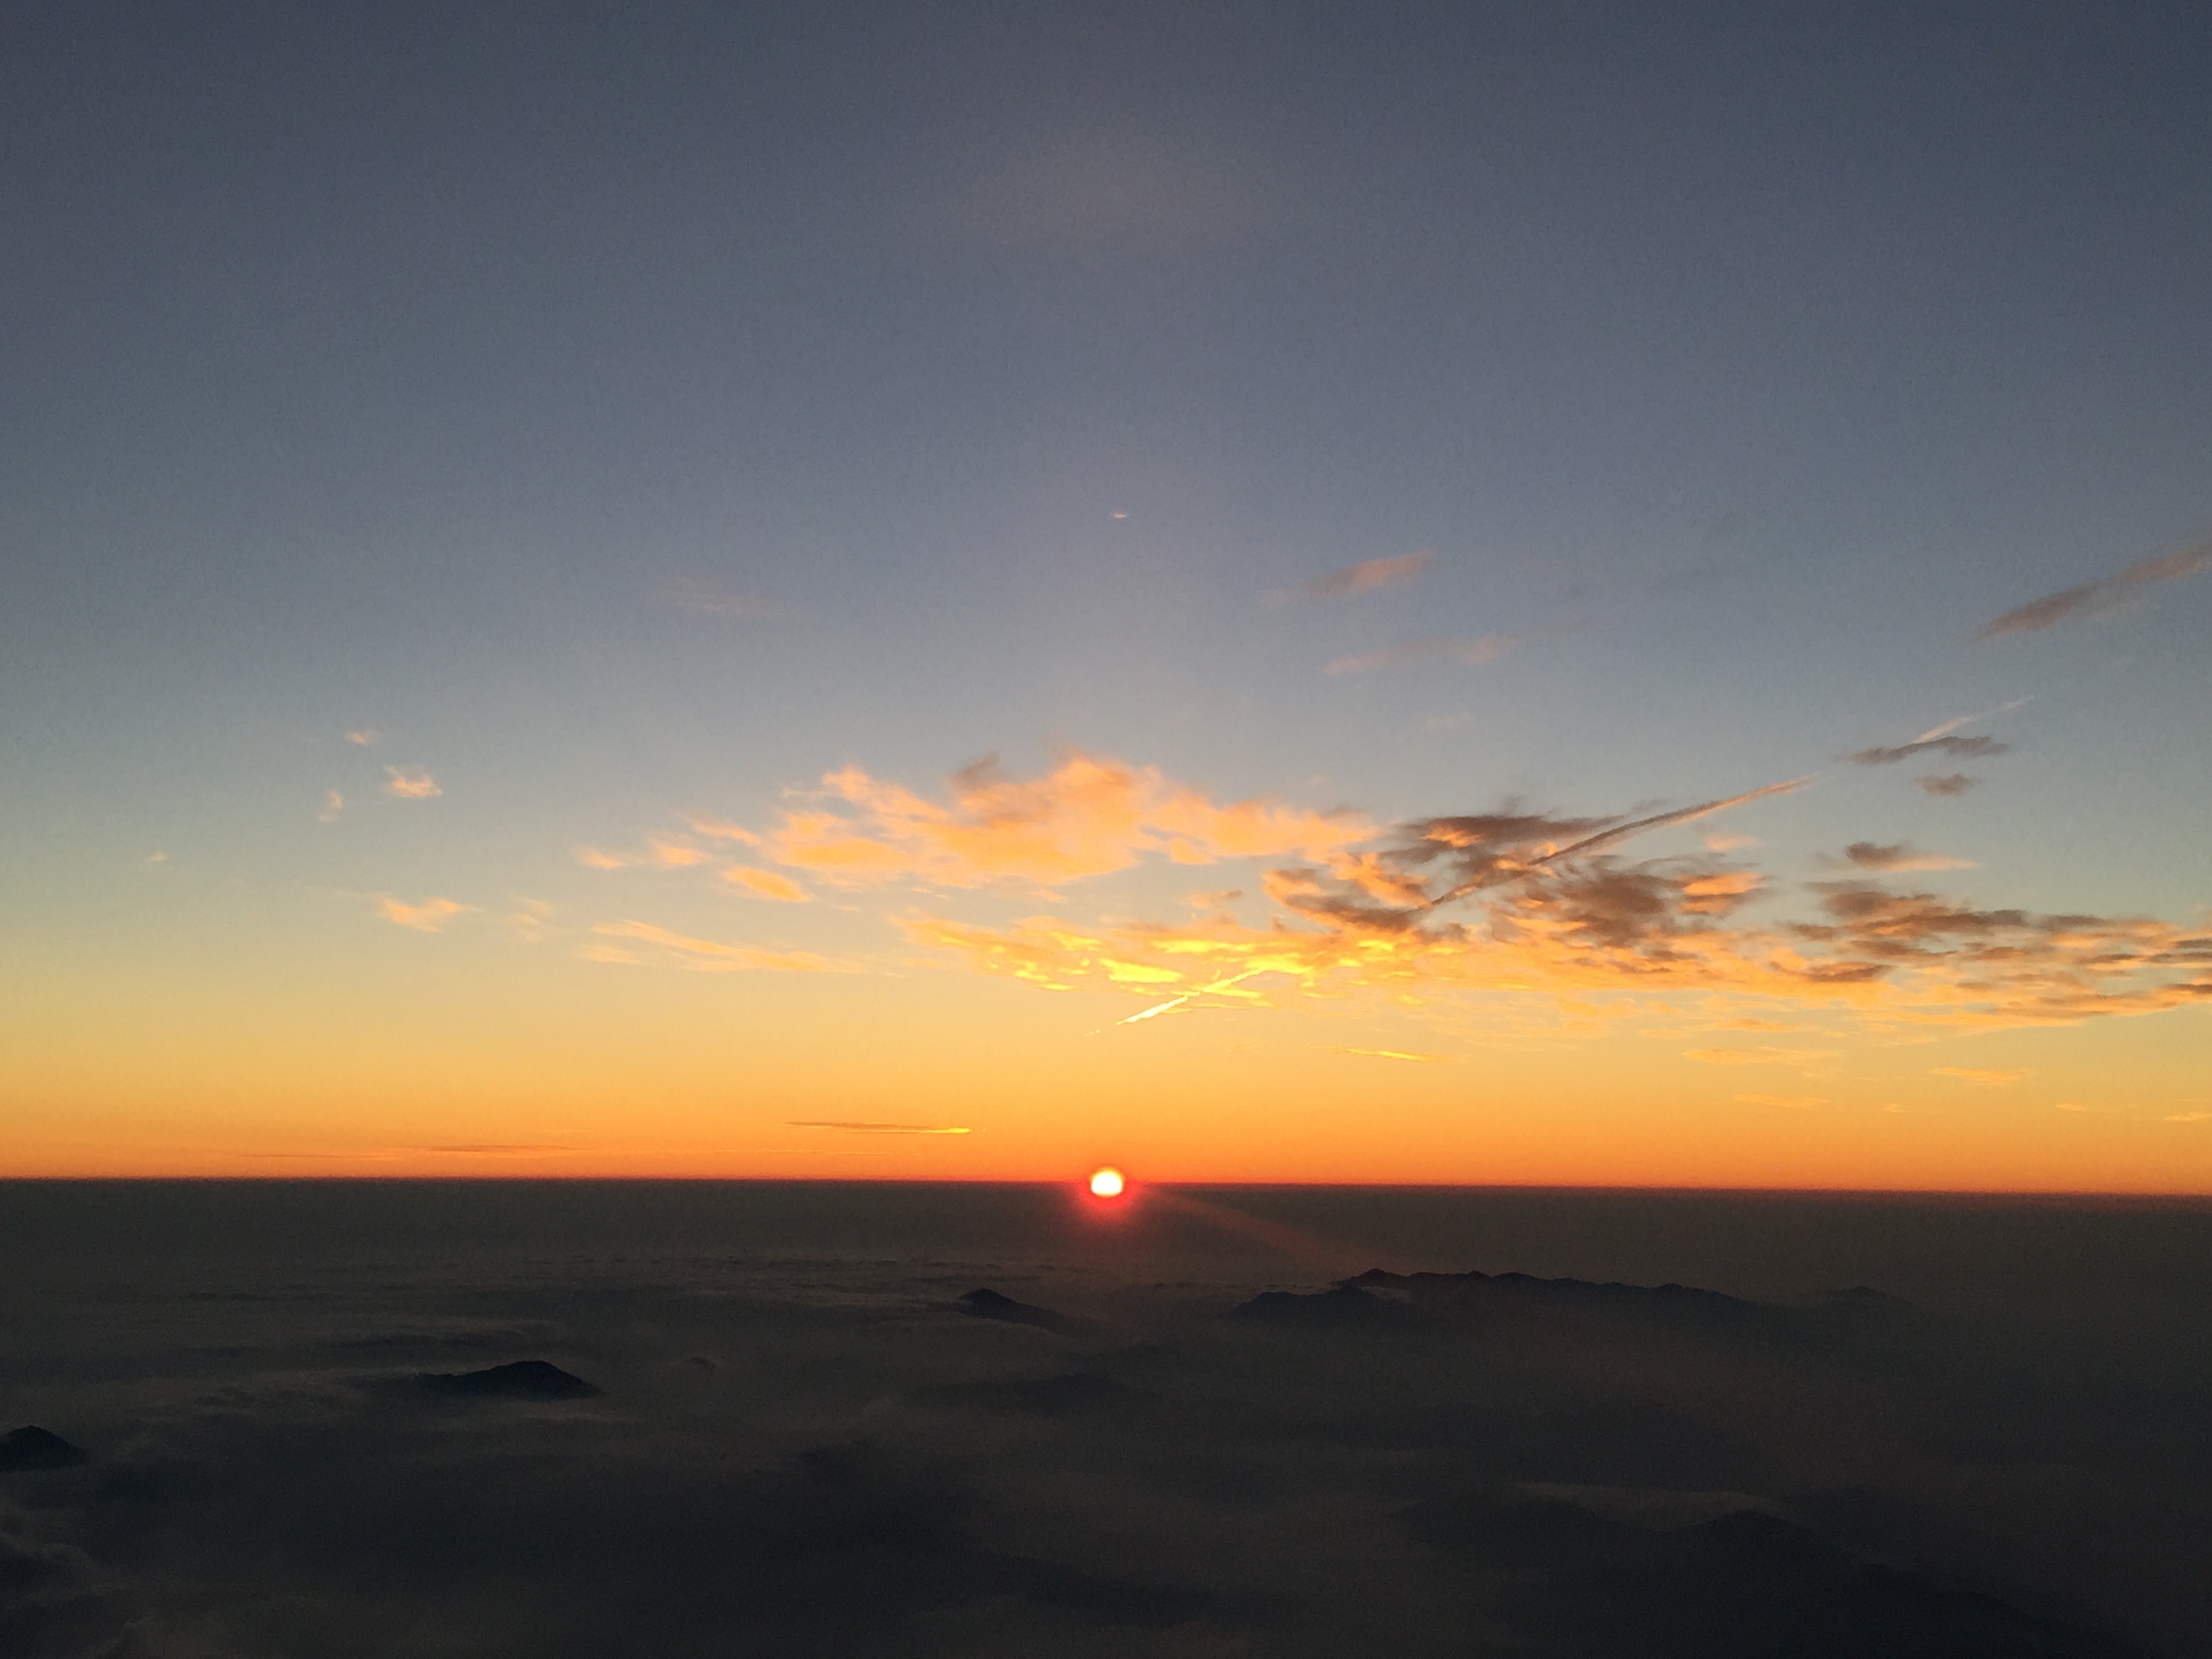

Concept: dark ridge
[[1229, 1285, 1428, 1328], [956, 1287, 1073, 1332], [0, 1425, 89, 1472], [1347, 1267, 1753, 1314], [415, 1359, 600, 1399]]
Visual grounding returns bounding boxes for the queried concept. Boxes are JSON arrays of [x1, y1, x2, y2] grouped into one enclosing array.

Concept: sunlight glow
[[1088, 1166, 1126, 1199]]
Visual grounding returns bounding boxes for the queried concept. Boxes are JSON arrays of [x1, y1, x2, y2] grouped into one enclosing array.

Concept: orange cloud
[[375, 896, 471, 933], [759, 752, 1371, 889], [1933, 1067, 2028, 1086], [589, 920, 826, 973], [720, 866, 810, 903], [594, 750, 2212, 1038], [382, 766, 442, 800]]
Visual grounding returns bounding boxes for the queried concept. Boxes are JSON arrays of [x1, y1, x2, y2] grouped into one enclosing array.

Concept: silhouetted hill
[[956, 1288, 1074, 1332], [415, 1360, 600, 1399], [1, 1425, 88, 1471]]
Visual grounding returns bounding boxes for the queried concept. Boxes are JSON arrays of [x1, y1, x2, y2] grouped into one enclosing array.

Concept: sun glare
[[1088, 1166, 1126, 1200]]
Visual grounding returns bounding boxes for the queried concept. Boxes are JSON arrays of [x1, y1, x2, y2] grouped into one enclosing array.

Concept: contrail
[[1118, 966, 1269, 1025], [1426, 775, 1816, 910]]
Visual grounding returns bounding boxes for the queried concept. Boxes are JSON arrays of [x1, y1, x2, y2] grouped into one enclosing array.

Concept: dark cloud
[[1980, 543, 2209, 638], [1916, 773, 1978, 796], [1845, 735, 2009, 766]]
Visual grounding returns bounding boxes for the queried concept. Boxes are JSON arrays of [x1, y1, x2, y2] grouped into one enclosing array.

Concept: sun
[[1087, 1166, 1126, 1200]]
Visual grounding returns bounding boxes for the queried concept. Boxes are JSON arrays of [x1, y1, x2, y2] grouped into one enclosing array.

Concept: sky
[[3, 1, 2209, 1185]]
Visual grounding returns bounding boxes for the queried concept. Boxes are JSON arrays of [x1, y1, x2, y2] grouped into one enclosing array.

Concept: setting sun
[[1088, 1166, 1126, 1200]]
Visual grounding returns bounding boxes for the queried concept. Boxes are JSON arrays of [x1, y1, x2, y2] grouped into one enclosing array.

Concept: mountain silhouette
[[415, 1360, 600, 1399], [0, 1425, 89, 1471]]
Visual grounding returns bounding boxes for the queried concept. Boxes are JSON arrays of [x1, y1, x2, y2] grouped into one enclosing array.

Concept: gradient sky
[[5, 2, 2209, 1185]]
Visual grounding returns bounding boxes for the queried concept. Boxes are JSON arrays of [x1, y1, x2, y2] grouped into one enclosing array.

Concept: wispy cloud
[[425, 1143, 577, 1155], [787, 1120, 972, 1135], [1273, 550, 1437, 604], [752, 752, 1371, 890], [1846, 734, 2007, 767], [375, 895, 472, 933], [607, 747, 2211, 1036], [317, 790, 344, 824], [1334, 1047, 1445, 1062], [575, 838, 713, 871], [1933, 1067, 2028, 1086], [1980, 541, 2209, 638], [661, 575, 781, 618], [720, 867, 810, 902], [383, 766, 442, 800], [2167, 1111, 2212, 1123], [1832, 842, 1975, 874], [1737, 1094, 1826, 1108], [1325, 634, 1519, 676], [589, 919, 826, 972], [1684, 1047, 1835, 1067], [506, 897, 556, 943], [346, 728, 382, 746], [1846, 703, 2023, 769], [1917, 773, 1978, 797]]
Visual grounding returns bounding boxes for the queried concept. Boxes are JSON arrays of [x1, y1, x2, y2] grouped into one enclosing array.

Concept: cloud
[[1684, 1048, 1834, 1067], [1275, 550, 1437, 603], [1834, 842, 1976, 874], [507, 897, 556, 942], [1334, 1047, 1446, 1062], [1845, 735, 2007, 766], [1916, 773, 1978, 797], [661, 575, 782, 618], [1980, 541, 2209, 637], [318, 789, 344, 823], [576, 839, 716, 871], [787, 1121, 972, 1134], [757, 752, 1372, 890], [2166, 1111, 2212, 1123], [1933, 1067, 2028, 1086], [1325, 634, 1519, 675], [424, 1143, 577, 1154], [383, 766, 442, 800], [590, 920, 827, 972], [346, 728, 382, 745], [1736, 1094, 1826, 1108], [689, 814, 763, 845], [375, 896, 471, 933], [602, 748, 2209, 1036], [721, 866, 810, 903]]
